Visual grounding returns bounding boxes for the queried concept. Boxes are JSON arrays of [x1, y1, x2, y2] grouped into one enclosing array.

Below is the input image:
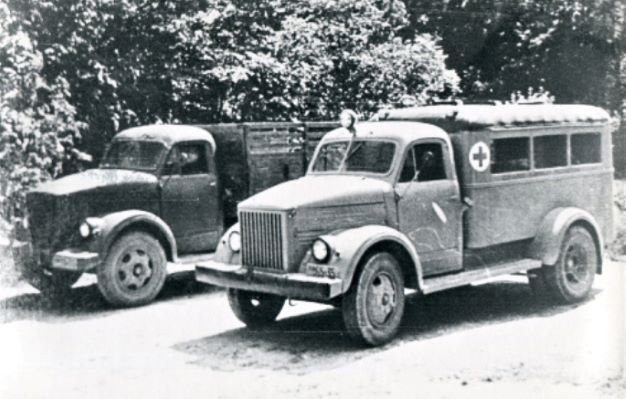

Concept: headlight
[[312, 239, 330, 263], [79, 222, 91, 238], [228, 231, 241, 252], [79, 217, 103, 239]]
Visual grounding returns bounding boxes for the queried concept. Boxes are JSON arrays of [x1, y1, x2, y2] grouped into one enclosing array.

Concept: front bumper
[[195, 261, 343, 301], [51, 249, 100, 272], [3, 239, 100, 273]]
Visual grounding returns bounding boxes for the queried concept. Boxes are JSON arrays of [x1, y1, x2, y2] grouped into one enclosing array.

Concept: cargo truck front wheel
[[342, 252, 405, 346], [227, 289, 285, 328], [97, 231, 167, 307]]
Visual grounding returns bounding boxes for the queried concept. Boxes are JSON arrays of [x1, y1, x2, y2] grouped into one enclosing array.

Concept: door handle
[[209, 181, 217, 187]]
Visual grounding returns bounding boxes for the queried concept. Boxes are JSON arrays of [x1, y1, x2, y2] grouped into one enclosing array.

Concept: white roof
[[376, 104, 610, 130]]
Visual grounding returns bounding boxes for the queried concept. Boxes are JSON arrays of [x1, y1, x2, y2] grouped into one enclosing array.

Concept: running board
[[421, 258, 542, 295], [168, 253, 214, 274]]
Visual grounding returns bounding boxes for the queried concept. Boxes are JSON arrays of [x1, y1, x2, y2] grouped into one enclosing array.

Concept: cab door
[[395, 139, 463, 276], [160, 141, 221, 253]]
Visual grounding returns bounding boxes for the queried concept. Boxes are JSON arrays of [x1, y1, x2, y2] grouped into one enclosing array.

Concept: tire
[[97, 231, 167, 307], [227, 289, 285, 328], [342, 252, 405, 346], [541, 226, 598, 304], [22, 266, 81, 299]]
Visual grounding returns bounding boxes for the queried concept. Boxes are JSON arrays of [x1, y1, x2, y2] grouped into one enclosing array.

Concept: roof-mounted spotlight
[[339, 109, 358, 131]]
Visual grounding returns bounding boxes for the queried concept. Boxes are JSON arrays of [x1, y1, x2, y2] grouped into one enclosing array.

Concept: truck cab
[[12, 125, 222, 306], [9, 120, 338, 307], [195, 104, 613, 346]]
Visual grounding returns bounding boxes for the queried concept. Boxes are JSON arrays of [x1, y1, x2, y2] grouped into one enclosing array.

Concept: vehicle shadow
[[0, 271, 221, 323], [173, 279, 600, 374]]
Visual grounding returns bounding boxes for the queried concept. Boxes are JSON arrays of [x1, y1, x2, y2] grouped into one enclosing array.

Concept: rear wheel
[[538, 226, 598, 303], [97, 231, 167, 307], [227, 289, 285, 328], [342, 252, 405, 346]]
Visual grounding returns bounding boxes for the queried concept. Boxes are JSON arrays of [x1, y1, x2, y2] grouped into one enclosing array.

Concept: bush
[[0, 2, 85, 223]]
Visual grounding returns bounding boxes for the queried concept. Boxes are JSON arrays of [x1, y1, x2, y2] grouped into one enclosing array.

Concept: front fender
[[528, 207, 603, 271], [302, 225, 422, 295], [213, 223, 241, 265], [90, 210, 178, 262]]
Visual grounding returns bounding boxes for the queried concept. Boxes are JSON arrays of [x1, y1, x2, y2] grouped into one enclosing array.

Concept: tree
[[6, 0, 460, 158], [405, 0, 624, 110], [0, 1, 84, 223]]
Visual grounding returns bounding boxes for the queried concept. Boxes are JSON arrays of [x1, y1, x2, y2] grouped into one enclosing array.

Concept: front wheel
[[342, 252, 405, 346], [97, 231, 167, 307], [227, 289, 285, 328], [539, 226, 598, 304]]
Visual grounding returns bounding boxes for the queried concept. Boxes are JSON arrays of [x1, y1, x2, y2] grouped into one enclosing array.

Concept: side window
[[162, 147, 181, 176], [491, 137, 530, 174], [399, 147, 417, 183], [413, 142, 447, 182], [179, 143, 209, 175], [571, 133, 601, 165], [534, 135, 567, 169], [162, 143, 210, 176]]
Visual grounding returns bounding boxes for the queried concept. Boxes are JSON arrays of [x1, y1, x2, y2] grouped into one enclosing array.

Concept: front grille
[[27, 192, 81, 253], [240, 210, 286, 271], [27, 192, 58, 247]]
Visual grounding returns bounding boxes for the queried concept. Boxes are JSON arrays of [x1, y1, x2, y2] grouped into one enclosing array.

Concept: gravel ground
[[0, 180, 623, 398], [0, 261, 623, 399]]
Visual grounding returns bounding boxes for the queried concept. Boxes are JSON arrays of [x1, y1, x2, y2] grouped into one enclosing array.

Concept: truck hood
[[33, 168, 157, 196], [239, 174, 391, 211]]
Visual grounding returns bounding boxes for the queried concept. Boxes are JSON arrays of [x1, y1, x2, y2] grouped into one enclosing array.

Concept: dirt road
[[0, 260, 623, 399]]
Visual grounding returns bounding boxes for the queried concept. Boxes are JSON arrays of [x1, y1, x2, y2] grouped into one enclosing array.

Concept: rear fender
[[528, 207, 603, 272], [301, 225, 423, 294], [91, 210, 178, 262]]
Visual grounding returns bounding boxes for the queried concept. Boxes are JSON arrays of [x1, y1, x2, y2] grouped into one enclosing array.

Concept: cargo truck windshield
[[312, 140, 396, 174], [101, 140, 166, 171]]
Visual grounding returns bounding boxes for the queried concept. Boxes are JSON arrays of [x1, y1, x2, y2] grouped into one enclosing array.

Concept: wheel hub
[[117, 248, 153, 290], [564, 246, 588, 284], [367, 273, 397, 326]]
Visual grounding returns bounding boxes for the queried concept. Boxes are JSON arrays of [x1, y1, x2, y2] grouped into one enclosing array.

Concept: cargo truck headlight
[[228, 231, 241, 253], [79, 222, 91, 238], [312, 239, 331, 263], [79, 217, 103, 239]]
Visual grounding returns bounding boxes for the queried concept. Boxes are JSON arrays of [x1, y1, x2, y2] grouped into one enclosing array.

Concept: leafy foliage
[[405, 0, 624, 112], [0, 1, 85, 222], [7, 0, 459, 158]]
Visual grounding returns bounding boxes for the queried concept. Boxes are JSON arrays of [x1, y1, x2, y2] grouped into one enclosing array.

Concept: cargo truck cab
[[9, 121, 338, 307], [196, 104, 613, 346]]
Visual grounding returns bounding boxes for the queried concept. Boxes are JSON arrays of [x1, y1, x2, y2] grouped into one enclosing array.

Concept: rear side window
[[571, 133, 601, 165], [534, 135, 567, 168], [491, 137, 530, 174]]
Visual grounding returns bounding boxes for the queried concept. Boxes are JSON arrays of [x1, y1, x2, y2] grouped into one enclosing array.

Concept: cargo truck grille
[[240, 211, 286, 271]]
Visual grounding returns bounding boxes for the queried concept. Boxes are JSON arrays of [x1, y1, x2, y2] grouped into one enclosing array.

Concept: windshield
[[311, 140, 396, 174], [100, 140, 166, 171]]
